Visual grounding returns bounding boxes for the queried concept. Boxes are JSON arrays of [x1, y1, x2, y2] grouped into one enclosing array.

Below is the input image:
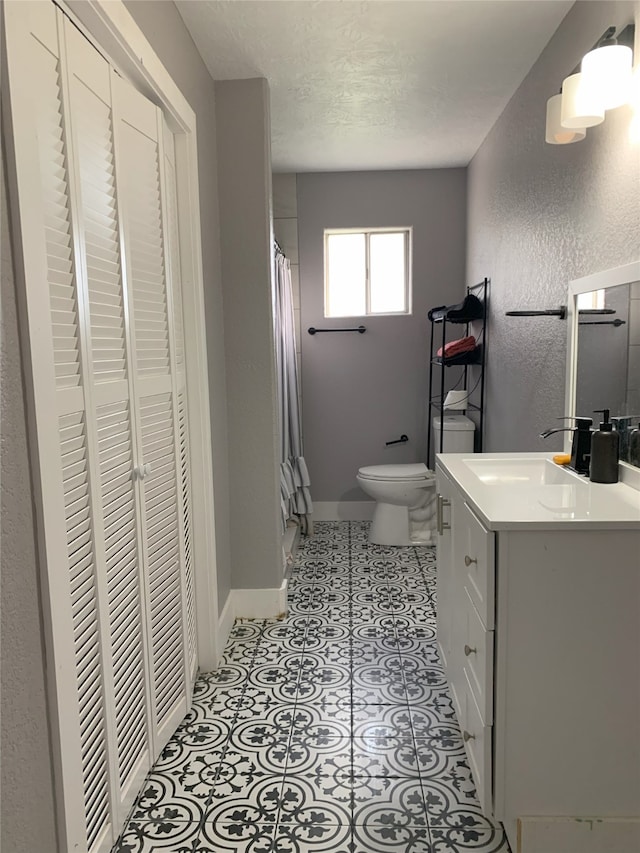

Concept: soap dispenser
[[590, 409, 619, 483]]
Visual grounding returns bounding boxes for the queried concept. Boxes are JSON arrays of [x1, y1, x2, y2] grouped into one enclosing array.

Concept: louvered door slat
[[138, 392, 185, 732], [70, 71, 126, 386], [119, 120, 171, 379], [59, 411, 111, 851], [95, 400, 149, 797], [36, 42, 81, 391]]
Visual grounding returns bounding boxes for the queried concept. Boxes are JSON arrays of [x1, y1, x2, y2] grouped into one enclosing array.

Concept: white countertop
[[436, 452, 640, 530]]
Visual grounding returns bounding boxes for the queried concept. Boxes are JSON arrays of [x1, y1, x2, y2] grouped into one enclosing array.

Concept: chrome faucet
[[540, 417, 593, 474]]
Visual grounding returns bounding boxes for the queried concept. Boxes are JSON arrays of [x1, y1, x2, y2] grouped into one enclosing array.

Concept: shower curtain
[[274, 247, 312, 532]]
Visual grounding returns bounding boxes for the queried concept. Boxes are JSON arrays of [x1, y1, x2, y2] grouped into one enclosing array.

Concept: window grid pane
[[326, 233, 366, 317], [369, 232, 406, 314]]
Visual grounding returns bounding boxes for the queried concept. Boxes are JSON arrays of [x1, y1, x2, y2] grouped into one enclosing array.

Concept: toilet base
[[368, 492, 437, 547], [369, 502, 413, 546]]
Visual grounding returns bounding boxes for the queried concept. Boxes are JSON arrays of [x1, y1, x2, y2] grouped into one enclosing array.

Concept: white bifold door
[[4, 2, 198, 851]]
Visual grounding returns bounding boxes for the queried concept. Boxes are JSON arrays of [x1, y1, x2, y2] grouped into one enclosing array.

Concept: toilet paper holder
[[385, 434, 408, 446]]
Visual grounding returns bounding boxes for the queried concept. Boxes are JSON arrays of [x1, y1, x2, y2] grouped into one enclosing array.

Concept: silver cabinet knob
[[133, 462, 152, 481], [464, 644, 476, 656], [464, 555, 477, 567], [463, 730, 475, 742]]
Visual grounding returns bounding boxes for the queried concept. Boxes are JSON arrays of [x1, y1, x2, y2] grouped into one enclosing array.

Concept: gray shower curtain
[[274, 248, 312, 531]]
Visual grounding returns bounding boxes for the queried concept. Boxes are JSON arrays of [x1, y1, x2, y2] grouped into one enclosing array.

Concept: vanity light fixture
[[545, 24, 635, 145], [581, 30, 633, 110]]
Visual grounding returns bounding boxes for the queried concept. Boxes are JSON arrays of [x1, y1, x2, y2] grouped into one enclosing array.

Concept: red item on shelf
[[436, 335, 476, 359]]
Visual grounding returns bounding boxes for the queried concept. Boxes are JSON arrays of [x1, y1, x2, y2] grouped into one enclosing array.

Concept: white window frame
[[323, 226, 412, 318]]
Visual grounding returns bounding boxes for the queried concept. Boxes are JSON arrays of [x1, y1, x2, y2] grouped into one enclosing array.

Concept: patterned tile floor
[[112, 521, 511, 852]]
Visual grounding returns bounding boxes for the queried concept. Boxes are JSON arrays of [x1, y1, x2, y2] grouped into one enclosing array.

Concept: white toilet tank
[[433, 414, 475, 453]]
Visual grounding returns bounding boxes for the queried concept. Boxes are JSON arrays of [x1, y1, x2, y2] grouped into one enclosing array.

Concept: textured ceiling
[[176, 0, 573, 171]]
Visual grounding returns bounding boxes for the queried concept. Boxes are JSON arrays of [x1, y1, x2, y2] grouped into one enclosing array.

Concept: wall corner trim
[[216, 592, 235, 667], [232, 581, 288, 620]]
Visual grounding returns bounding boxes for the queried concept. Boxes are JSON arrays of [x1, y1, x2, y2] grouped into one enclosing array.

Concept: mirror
[[566, 261, 640, 471]]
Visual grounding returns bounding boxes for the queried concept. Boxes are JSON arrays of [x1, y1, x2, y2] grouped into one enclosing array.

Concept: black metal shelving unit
[[426, 278, 489, 465]]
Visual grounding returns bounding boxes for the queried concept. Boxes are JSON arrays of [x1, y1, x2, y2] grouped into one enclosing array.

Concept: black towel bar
[[505, 307, 567, 319], [579, 318, 626, 326], [308, 326, 366, 335]]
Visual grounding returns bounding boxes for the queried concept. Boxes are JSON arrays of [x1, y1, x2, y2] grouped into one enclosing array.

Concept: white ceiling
[[177, 0, 573, 172]]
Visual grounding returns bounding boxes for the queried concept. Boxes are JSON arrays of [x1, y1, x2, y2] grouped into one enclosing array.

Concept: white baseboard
[[216, 593, 235, 662], [233, 579, 288, 620], [313, 501, 375, 521], [517, 817, 640, 853]]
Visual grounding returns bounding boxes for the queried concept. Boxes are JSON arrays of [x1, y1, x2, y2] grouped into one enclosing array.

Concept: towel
[[436, 335, 476, 358]]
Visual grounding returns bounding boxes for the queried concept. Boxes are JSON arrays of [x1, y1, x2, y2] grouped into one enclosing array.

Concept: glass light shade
[[581, 43, 633, 110], [560, 73, 604, 128], [546, 94, 586, 144]]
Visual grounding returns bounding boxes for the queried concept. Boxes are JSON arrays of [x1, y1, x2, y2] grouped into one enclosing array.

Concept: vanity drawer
[[460, 670, 493, 817], [461, 502, 495, 629], [462, 587, 494, 724]]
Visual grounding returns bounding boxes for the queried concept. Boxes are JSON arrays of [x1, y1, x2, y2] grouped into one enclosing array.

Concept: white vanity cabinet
[[435, 456, 640, 853]]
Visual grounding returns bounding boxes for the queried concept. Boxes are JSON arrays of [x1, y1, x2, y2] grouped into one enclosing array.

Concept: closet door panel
[[4, 5, 112, 849], [113, 74, 188, 750], [60, 411, 111, 853], [162, 128, 198, 682], [139, 392, 186, 741], [96, 400, 150, 804]]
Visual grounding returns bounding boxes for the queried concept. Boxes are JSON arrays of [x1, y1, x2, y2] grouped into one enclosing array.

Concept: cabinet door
[[461, 502, 495, 630], [460, 670, 493, 816]]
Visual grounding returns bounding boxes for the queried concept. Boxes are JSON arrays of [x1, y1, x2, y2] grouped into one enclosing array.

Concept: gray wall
[[467, 0, 640, 453], [297, 169, 467, 503], [216, 79, 283, 590], [1, 144, 59, 853], [124, 0, 232, 614]]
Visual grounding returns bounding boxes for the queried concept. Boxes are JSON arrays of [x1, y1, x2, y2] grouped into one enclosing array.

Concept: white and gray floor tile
[[111, 521, 511, 853]]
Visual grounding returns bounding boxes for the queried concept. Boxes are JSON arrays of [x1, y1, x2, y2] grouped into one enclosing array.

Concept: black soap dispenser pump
[[590, 409, 619, 484]]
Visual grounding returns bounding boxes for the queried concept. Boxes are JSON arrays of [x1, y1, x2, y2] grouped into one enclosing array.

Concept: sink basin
[[462, 457, 582, 486]]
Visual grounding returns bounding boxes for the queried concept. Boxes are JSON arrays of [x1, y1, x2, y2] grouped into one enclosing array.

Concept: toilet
[[357, 415, 475, 546]]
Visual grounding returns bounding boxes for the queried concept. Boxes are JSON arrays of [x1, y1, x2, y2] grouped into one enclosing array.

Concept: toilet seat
[[357, 462, 433, 482]]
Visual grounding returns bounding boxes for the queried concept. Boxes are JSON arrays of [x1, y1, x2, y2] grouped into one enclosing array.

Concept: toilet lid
[[358, 463, 433, 481]]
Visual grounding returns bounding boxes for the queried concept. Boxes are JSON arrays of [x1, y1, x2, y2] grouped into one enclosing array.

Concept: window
[[324, 228, 411, 317], [577, 289, 605, 310]]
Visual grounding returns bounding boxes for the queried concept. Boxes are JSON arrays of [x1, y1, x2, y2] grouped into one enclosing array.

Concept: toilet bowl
[[356, 463, 437, 546]]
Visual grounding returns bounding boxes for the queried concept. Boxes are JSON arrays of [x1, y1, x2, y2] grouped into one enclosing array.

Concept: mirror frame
[[565, 260, 640, 487]]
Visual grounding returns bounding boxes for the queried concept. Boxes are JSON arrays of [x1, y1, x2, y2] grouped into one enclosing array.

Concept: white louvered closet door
[[62, 18, 153, 823], [4, 5, 114, 851], [161, 121, 199, 684], [5, 2, 196, 850], [112, 74, 191, 752]]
